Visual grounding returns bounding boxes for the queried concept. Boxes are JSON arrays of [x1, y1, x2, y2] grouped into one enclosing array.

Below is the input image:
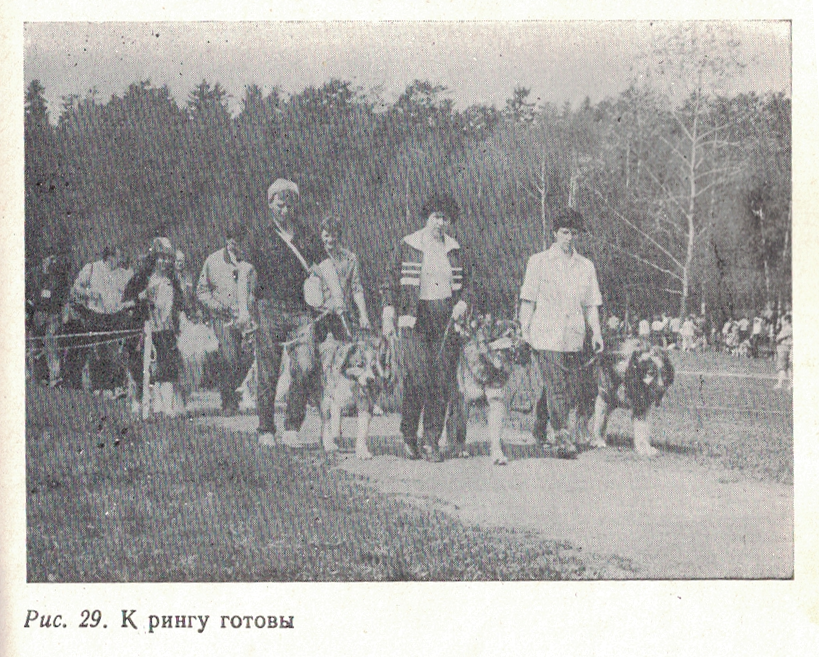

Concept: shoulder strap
[[276, 229, 311, 273]]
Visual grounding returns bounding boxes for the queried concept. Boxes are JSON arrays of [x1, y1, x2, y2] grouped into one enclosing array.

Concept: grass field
[[26, 384, 604, 582], [26, 349, 792, 582]]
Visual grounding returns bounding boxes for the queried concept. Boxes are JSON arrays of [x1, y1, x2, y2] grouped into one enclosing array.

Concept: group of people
[[27, 178, 611, 462]]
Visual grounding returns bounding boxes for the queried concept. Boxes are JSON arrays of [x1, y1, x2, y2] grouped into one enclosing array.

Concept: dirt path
[[197, 408, 793, 579]]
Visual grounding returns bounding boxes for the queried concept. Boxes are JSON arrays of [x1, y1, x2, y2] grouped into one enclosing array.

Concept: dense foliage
[[25, 68, 790, 324]]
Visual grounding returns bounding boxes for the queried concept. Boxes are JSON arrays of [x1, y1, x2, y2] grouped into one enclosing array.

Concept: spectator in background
[[69, 246, 128, 395], [638, 317, 651, 339], [125, 237, 185, 415], [751, 314, 764, 358], [27, 251, 71, 387], [669, 315, 681, 349], [774, 313, 793, 390], [681, 315, 696, 352], [738, 315, 751, 343], [519, 208, 604, 459], [197, 231, 257, 416]]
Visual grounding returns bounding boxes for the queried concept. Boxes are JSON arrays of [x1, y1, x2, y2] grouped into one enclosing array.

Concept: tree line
[[25, 40, 790, 325]]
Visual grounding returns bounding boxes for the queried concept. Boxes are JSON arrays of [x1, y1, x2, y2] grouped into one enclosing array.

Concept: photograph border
[[4, 2, 819, 655]]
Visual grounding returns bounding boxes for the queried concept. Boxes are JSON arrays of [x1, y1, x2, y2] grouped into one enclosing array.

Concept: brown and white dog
[[319, 331, 394, 459], [589, 336, 675, 456], [450, 316, 522, 465]]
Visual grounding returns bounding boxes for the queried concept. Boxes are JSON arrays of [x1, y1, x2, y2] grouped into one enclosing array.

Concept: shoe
[[589, 436, 607, 449], [258, 432, 278, 447], [425, 445, 444, 463], [403, 442, 422, 460], [281, 429, 300, 446]]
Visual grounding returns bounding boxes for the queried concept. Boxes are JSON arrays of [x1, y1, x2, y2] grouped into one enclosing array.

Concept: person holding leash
[[244, 178, 324, 447], [313, 215, 371, 342], [382, 193, 470, 462], [519, 208, 604, 459]]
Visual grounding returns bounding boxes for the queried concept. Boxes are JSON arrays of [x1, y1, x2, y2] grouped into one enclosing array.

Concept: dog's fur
[[450, 316, 520, 464], [590, 336, 675, 455], [319, 331, 393, 458]]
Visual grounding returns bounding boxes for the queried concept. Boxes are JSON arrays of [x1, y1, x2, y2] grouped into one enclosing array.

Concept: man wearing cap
[[519, 208, 604, 458], [382, 193, 470, 462], [245, 179, 324, 446], [197, 231, 257, 415]]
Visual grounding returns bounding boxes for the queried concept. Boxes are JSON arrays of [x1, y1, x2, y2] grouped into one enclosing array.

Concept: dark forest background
[[24, 29, 790, 325]]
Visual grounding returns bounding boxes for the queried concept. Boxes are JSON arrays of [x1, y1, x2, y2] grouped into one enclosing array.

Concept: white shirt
[[72, 259, 124, 314], [519, 244, 602, 352], [418, 229, 454, 301]]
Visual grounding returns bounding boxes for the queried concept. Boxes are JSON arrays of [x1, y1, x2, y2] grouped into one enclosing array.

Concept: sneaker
[[589, 436, 607, 449], [258, 432, 278, 447], [424, 445, 444, 463]]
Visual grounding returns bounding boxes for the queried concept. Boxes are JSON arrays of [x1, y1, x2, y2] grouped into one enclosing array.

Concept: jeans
[[255, 299, 319, 434], [533, 350, 582, 439]]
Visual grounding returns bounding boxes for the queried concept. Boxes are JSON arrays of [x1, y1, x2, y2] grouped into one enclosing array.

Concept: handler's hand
[[381, 306, 396, 338], [451, 299, 468, 321], [359, 314, 371, 330], [592, 332, 605, 354]]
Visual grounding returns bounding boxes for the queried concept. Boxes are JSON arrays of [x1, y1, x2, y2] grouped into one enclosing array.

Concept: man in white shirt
[[70, 246, 128, 394], [519, 208, 604, 458]]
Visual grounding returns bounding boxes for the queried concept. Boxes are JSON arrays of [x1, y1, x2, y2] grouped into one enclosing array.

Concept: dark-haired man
[[519, 208, 604, 458], [382, 194, 470, 462]]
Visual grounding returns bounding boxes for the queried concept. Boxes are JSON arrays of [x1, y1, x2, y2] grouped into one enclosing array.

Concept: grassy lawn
[[26, 349, 791, 581], [503, 348, 792, 484], [26, 383, 603, 582]]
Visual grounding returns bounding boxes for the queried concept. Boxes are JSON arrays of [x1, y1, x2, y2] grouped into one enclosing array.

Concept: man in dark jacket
[[382, 194, 470, 462], [244, 179, 324, 446]]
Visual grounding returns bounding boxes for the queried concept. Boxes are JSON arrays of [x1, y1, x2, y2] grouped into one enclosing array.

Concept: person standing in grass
[[774, 312, 792, 390], [519, 208, 604, 459], [382, 193, 470, 462], [245, 179, 324, 447]]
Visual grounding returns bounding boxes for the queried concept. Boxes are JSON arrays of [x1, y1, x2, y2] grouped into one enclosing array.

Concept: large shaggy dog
[[319, 331, 394, 459], [590, 336, 675, 456], [449, 316, 522, 465]]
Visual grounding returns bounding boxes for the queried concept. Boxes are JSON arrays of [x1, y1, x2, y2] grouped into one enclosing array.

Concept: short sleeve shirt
[[519, 244, 602, 352]]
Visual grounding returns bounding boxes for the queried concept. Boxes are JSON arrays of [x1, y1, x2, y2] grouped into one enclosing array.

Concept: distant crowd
[[603, 308, 793, 389]]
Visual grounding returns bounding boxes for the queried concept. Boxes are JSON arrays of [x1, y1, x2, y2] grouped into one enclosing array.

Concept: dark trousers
[[63, 307, 128, 391], [399, 300, 459, 448], [533, 350, 581, 440], [255, 299, 318, 434], [212, 318, 254, 411]]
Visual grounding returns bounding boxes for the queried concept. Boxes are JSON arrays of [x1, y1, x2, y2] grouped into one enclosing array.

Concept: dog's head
[[621, 339, 675, 410], [338, 332, 392, 392], [462, 315, 519, 387]]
